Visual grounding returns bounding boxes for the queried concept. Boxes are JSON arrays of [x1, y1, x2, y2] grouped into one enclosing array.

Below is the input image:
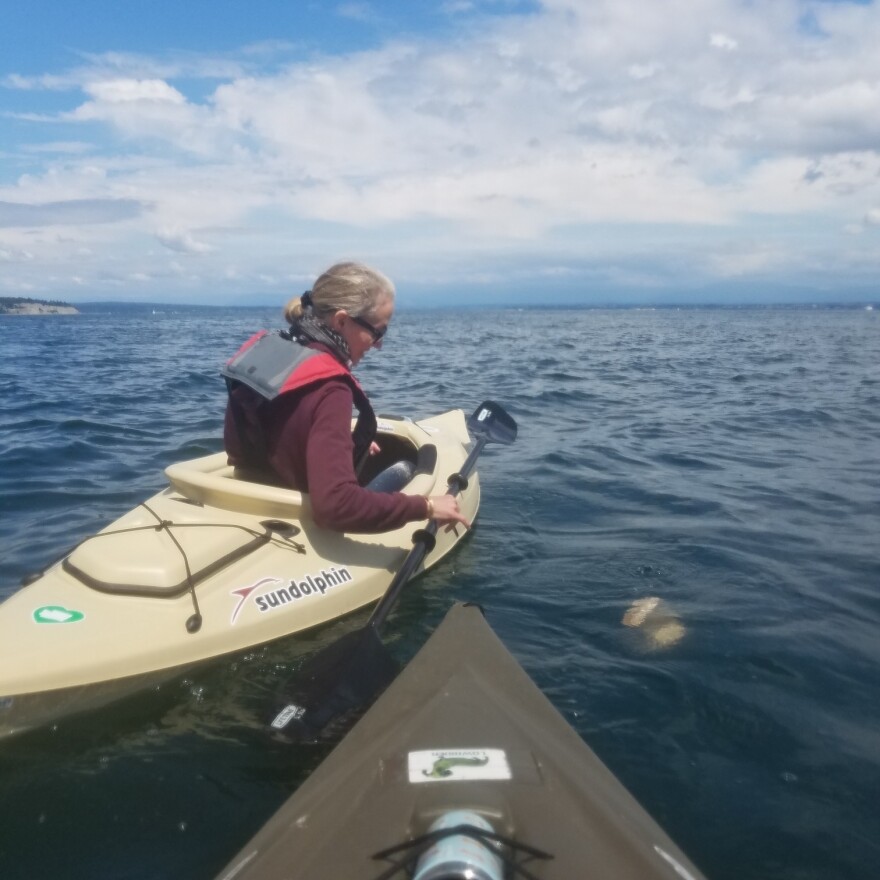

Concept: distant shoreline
[[69, 300, 879, 312], [0, 298, 79, 316], [1, 298, 876, 314]]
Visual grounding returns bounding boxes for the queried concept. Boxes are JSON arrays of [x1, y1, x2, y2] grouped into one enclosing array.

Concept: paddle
[[268, 400, 517, 743]]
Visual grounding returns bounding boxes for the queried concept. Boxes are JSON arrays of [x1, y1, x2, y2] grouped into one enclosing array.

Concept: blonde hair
[[284, 261, 395, 325]]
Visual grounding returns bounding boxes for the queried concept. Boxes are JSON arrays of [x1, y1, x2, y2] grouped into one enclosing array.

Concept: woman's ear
[[330, 309, 347, 332]]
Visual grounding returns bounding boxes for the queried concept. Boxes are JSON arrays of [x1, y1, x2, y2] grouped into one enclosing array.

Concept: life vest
[[222, 330, 376, 473]]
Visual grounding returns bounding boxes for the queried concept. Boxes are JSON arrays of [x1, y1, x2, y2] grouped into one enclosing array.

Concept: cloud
[[23, 141, 94, 154], [628, 63, 662, 81], [2, 50, 270, 92], [709, 244, 789, 278], [3, 0, 880, 301], [156, 226, 214, 254], [337, 3, 376, 23], [0, 247, 35, 262], [0, 198, 145, 228], [709, 32, 738, 51], [60, 77, 226, 156], [85, 78, 186, 104]]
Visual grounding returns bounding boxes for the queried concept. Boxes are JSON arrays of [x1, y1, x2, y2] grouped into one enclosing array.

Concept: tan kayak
[[215, 602, 708, 880], [0, 408, 481, 740]]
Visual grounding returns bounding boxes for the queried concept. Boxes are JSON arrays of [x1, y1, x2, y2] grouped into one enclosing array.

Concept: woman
[[223, 261, 470, 534]]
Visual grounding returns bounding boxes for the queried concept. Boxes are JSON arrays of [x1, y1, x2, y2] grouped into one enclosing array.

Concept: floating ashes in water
[[622, 596, 685, 650]]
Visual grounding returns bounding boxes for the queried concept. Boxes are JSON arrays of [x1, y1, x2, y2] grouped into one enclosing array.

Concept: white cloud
[[0, 198, 144, 228], [85, 78, 186, 104], [3, 51, 268, 93], [628, 63, 662, 81], [0, 247, 35, 262], [337, 3, 375, 22], [156, 226, 214, 254], [709, 32, 738, 51], [710, 244, 788, 278], [23, 141, 94, 154], [3, 0, 880, 301], [2, 73, 74, 91]]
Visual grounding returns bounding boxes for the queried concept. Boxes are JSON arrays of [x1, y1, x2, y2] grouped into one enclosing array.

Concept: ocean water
[[0, 304, 878, 880]]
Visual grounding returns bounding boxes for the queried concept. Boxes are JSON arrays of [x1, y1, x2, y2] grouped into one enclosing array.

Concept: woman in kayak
[[223, 261, 470, 534]]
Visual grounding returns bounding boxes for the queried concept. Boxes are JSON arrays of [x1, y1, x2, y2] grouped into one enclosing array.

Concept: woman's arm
[[303, 381, 428, 533]]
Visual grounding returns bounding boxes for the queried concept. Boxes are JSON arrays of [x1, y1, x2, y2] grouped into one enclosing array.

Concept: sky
[[1, 0, 879, 307]]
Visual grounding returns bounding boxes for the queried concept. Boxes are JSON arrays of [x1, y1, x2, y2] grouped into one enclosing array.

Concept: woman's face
[[337, 296, 394, 366]]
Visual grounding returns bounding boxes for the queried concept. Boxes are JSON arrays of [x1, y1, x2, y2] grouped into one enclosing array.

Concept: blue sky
[[1, 0, 878, 306]]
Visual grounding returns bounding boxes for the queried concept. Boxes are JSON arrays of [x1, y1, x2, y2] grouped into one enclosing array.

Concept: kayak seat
[[366, 443, 437, 493], [165, 452, 308, 519], [366, 459, 416, 493], [357, 429, 421, 484]]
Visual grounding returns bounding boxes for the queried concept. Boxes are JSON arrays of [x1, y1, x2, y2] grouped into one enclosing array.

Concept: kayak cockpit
[[165, 452, 308, 518], [164, 427, 436, 519]]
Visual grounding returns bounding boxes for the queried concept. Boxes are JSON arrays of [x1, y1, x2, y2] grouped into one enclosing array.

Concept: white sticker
[[376, 420, 397, 432], [271, 704, 305, 729], [33, 605, 85, 624], [408, 748, 511, 783]]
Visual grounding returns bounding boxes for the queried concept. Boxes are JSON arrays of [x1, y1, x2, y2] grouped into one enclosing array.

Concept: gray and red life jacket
[[222, 330, 376, 473]]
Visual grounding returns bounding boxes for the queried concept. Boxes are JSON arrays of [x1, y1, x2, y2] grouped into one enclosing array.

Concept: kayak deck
[[216, 602, 706, 880]]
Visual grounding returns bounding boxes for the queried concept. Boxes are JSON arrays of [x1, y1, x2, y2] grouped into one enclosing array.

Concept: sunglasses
[[350, 314, 387, 343]]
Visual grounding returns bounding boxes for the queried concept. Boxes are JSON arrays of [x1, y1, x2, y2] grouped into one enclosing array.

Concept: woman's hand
[[427, 495, 471, 529]]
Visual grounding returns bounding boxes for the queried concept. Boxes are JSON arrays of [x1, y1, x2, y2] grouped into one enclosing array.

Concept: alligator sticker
[[408, 748, 512, 783], [229, 567, 354, 624], [33, 605, 85, 624]]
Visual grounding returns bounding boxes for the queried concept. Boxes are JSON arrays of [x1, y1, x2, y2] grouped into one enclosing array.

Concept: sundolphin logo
[[253, 566, 353, 613], [229, 567, 354, 624], [230, 578, 283, 625]]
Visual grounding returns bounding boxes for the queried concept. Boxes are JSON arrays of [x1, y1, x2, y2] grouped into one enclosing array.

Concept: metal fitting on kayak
[[413, 811, 503, 880]]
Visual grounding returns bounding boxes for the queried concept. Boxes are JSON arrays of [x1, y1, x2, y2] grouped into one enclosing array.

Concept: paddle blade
[[269, 627, 400, 744], [467, 400, 517, 446]]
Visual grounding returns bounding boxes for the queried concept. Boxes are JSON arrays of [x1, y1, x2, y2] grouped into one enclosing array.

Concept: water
[[1, 304, 878, 879]]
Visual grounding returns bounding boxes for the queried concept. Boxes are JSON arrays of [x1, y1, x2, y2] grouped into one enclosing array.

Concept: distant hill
[[0, 297, 79, 316]]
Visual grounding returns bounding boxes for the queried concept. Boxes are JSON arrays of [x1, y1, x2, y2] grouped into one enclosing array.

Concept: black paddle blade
[[269, 627, 400, 744], [467, 400, 517, 446]]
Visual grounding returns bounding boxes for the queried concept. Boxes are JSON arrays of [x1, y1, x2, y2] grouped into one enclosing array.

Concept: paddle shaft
[[366, 433, 488, 632]]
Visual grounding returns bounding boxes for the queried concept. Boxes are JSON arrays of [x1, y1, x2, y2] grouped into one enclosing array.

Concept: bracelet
[[426, 498, 434, 518]]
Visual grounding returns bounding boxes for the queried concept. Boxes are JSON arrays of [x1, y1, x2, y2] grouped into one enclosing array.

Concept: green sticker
[[34, 605, 85, 624]]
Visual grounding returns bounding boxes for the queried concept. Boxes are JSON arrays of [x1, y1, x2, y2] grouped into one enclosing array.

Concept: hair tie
[[300, 290, 313, 309]]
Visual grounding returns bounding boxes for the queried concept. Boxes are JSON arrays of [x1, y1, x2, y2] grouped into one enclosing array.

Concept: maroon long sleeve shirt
[[224, 377, 428, 533]]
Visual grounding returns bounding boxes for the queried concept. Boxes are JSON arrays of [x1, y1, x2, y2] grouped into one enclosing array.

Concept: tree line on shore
[[0, 297, 77, 314]]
